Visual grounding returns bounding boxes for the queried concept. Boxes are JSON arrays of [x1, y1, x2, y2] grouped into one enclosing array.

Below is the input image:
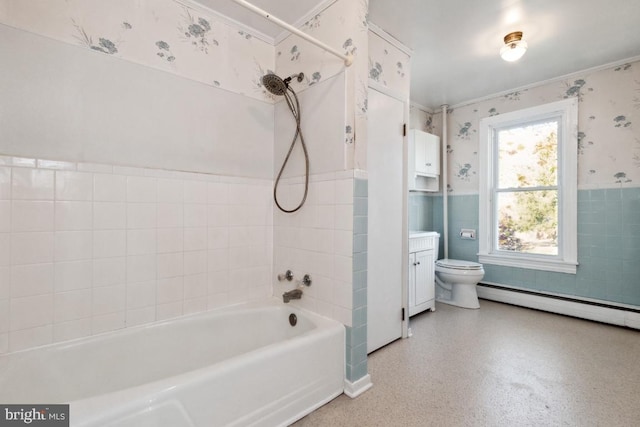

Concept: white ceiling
[[193, 0, 640, 109]]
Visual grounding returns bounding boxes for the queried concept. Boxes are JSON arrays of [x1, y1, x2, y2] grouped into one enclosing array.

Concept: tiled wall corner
[[346, 177, 368, 382], [0, 156, 273, 354], [272, 172, 354, 326]]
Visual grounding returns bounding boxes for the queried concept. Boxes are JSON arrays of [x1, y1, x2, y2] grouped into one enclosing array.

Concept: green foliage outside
[[498, 131, 558, 253]]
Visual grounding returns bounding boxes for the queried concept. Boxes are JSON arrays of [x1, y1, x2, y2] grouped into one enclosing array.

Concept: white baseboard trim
[[477, 284, 640, 330], [344, 374, 373, 398]]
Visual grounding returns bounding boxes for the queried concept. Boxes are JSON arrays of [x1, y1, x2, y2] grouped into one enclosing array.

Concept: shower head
[[262, 74, 287, 96], [262, 72, 304, 96]]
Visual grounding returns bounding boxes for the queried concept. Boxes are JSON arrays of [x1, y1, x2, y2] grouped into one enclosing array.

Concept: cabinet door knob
[[416, 261, 421, 265], [426, 163, 431, 166]]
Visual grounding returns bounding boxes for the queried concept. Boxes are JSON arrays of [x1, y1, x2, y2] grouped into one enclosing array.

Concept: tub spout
[[283, 288, 303, 303]]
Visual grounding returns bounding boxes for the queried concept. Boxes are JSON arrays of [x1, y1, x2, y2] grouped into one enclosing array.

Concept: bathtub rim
[[1, 297, 337, 357]]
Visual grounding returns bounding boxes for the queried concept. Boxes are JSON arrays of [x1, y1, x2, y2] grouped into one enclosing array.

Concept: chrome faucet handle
[[277, 270, 294, 282], [301, 274, 312, 286]]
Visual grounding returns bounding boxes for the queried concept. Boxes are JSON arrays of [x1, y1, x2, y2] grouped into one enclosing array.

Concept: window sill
[[478, 253, 578, 274]]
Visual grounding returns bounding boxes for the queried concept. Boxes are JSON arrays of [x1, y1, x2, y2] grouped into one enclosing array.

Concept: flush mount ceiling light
[[500, 31, 527, 62]]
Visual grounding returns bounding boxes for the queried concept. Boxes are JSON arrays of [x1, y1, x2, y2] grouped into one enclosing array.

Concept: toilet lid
[[436, 259, 483, 270]]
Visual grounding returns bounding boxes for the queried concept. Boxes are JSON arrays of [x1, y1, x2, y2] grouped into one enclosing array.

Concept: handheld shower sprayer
[[263, 72, 309, 214], [261, 73, 304, 96]]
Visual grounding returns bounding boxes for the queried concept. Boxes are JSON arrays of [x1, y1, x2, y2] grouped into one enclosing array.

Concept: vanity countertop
[[409, 230, 440, 238]]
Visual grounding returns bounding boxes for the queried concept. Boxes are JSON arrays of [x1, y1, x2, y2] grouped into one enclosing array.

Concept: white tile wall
[[53, 318, 91, 343], [12, 201, 54, 232], [9, 325, 52, 352], [54, 289, 91, 323], [93, 231, 126, 259], [93, 258, 126, 288], [0, 156, 273, 354], [12, 232, 54, 265], [54, 231, 93, 262], [55, 171, 93, 201], [94, 174, 126, 202], [0, 168, 11, 199], [11, 263, 54, 298], [92, 312, 125, 335], [93, 202, 126, 230], [12, 169, 54, 200], [55, 202, 93, 231], [54, 261, 92, 292], [0, 267, 10, 299], [0, 201, 10, 232], [11, 294, 53, 330], [0, 234, 10, 266], [273, 172, 354, 326]]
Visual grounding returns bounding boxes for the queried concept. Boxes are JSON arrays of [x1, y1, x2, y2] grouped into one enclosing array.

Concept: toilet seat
[[436, 259, 483, 271]]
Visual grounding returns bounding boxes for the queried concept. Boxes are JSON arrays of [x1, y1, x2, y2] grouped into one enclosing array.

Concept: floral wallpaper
[[0, 0, 274, 102], [368, 30, 410, 97], [1, 0, 374, 166], [409, 105, 435, 134], [275, 0, 367, 95], [432, 60, 640, 193], [275, 0, 369, 169]]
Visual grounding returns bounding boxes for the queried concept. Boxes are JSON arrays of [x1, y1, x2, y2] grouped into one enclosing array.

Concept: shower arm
[[230, 0, 353, 67]]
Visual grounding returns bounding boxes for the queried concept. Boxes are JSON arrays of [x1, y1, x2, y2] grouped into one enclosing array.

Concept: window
[[478, 99, 578, 274]]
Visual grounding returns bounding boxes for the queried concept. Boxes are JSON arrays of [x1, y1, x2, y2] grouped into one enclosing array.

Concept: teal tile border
[[409, 192, 434, 231], [346, 178, 368, 383], [415, 189, 640, 306]]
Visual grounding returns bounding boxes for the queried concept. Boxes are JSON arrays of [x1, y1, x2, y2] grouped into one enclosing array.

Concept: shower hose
[[273, 86, 309, 213]]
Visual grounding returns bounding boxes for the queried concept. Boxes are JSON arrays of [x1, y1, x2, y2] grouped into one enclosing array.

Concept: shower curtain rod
[[230, 0, 353, 66]]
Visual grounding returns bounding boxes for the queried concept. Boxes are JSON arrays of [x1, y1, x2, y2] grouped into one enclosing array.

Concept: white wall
[[274, 72, 346, 179], [0, 24, 274, 179], [0, 23, 276, 354]]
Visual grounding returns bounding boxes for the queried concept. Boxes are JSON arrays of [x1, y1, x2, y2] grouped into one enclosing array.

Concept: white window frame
[[478, 98, 578, 274]]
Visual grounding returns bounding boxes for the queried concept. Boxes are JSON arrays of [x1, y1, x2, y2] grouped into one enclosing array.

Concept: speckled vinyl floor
[[293, 300, 640, 427]]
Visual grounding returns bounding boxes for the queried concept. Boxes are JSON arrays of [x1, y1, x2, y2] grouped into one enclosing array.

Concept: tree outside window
[[479, 99, 578, 274]]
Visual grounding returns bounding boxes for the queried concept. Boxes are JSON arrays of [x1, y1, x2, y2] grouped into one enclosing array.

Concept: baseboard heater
[[477, 282, 640, 330]]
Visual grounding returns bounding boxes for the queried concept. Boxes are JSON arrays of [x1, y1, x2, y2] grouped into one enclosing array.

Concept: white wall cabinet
[[408, 232, 438, 316], [408, 129, 440, 192]]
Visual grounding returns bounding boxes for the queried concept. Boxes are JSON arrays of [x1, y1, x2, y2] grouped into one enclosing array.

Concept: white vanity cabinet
[[408, 232, 438, 316], [408, 129, 440, 192]]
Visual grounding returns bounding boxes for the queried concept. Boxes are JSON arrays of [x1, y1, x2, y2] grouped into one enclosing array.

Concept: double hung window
[[478, 99, 578, 274]]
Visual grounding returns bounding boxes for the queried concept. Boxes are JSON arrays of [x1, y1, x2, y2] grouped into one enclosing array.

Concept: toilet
[[435, 259, 485, 309]]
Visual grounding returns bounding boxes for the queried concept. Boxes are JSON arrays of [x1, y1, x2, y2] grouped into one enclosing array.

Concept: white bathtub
[[0, 299, 345, 426]]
